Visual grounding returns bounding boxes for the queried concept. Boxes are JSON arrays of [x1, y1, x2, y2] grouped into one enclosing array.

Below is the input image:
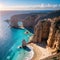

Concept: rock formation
[[31, 17, 60, 53], [47, 17, 60, 53], [9, 13, 47, 28], [10, 18, 18, 28], [23, 15, 37, 28], [10, 14, 30, 28], [32, 20, 51, 43]]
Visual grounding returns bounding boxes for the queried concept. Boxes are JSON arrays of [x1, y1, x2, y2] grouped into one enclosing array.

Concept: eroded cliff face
[[32, 20, 51, 43], [47, 17, 60, 53], [32, 17, 60, 53], [23, 15, 37, 28], [10, 14, 30, 28]]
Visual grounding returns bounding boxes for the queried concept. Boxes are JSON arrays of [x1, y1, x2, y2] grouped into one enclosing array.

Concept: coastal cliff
[[10, 14, 30, 28], [9, 10, 60, 29], [8, 10, 60, 59], [9, 13, 47, 28], [47, 17, 60, 53], [23, 15, 37, 28], [31, 17, 60, 53], [32, 20, 51, 43]]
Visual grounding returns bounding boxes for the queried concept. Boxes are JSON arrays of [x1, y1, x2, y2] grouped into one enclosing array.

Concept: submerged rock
[[22, 40, 27, 47]]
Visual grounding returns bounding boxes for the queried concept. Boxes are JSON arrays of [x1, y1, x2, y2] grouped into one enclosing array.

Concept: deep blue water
[[0, 10, 54, 60]]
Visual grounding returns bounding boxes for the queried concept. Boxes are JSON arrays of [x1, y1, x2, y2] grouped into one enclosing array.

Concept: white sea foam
[[24, 45, 34, 60]]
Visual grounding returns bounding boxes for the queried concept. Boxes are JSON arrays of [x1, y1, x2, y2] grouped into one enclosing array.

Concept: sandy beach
[[29, 43, 42, 60], [29, 43, 52, 60]]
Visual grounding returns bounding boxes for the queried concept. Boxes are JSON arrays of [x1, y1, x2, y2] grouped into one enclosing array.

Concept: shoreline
[[29, 43, 42, 60], [24, 45, 34, 60], [29, 43, 52, 60]]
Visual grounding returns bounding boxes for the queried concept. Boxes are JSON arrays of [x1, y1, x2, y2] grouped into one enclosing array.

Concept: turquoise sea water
[[0, 10, 53, 60], [0, 20, 33, 60]]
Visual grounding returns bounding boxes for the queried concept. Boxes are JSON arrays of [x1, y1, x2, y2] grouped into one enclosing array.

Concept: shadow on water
[[36, 40, 47, 48], [23, 46, 31, 52], [10, 26, 34, 33], [25, 27, 34, 34]]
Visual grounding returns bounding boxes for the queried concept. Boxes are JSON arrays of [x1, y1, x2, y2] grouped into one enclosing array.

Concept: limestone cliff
[[9, 10, 60, 28], [23, 15, 37, 28], [32, 17, 60, 53], [47, 17, 60, 53], [10, 14, 30, 28], [9, 13, 47, 28], [32, 20, 51, 43]]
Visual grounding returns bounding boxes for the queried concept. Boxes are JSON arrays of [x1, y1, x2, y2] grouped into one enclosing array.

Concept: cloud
[[0, 3, 60, 10]]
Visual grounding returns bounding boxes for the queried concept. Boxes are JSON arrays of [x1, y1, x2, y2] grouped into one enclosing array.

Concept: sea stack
[[22, 40, 27, 47]]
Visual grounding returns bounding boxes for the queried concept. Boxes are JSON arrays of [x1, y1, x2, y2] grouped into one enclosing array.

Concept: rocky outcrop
[[10, 14, 30, 28], [22, 15, 37, 28], [31, 17, 60, 53], [9, 13, 47, 28], [47, 17, 60, 53], [10, 18, 18, 28], [23, 15, 38, 28]]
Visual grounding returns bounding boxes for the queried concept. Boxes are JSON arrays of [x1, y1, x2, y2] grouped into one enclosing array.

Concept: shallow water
[[0, 20, 33, 60]]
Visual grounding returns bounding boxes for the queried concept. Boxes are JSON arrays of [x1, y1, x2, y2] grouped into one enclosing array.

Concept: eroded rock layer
[[32, 20, 51, 43]]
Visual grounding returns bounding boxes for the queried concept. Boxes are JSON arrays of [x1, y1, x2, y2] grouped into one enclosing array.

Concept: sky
[[0, 0, 60, 10]]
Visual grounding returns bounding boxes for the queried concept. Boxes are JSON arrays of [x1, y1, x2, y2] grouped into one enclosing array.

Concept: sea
[[0, 10, 54, 60]]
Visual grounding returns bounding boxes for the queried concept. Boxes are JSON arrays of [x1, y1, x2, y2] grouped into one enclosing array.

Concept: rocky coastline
[[8, 10, 60, 60]]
